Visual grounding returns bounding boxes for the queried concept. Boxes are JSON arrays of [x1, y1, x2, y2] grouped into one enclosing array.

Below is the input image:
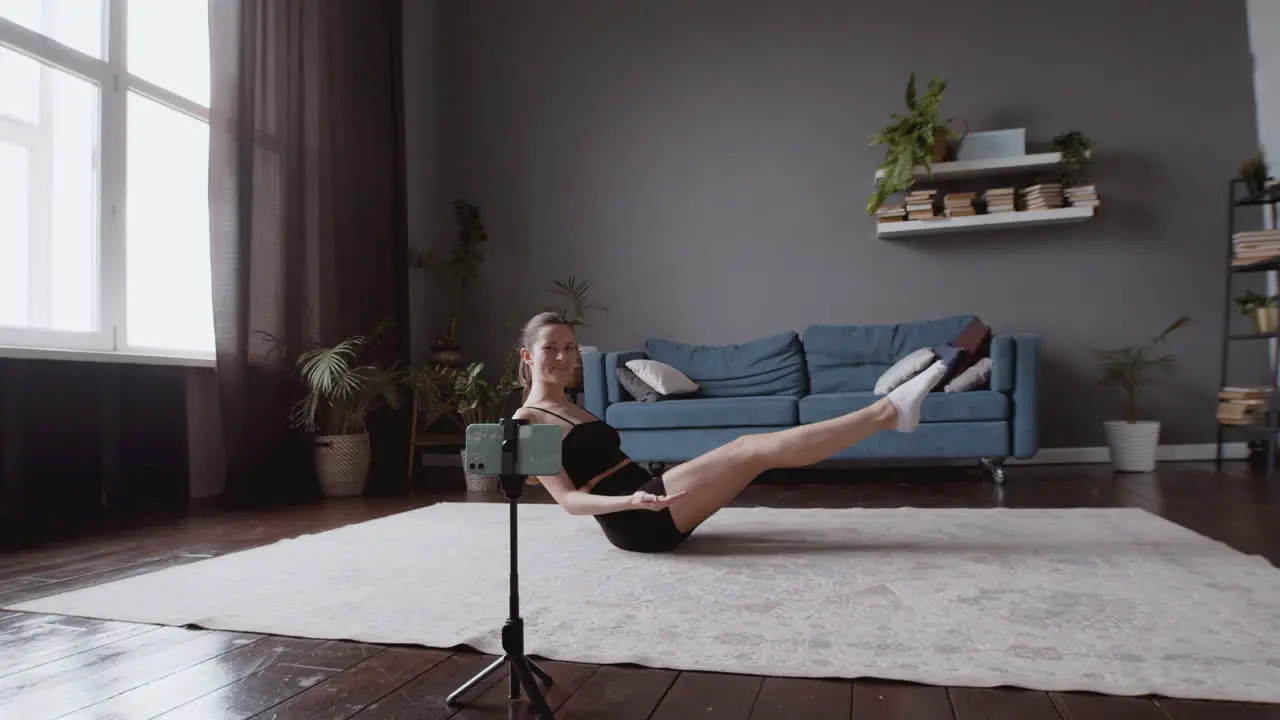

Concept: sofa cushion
[[802, 315, 975, 393], [624, 359, 699, 395], [944, 357, 993, 393], [616, 367, 661, 402], [607, 396, 799, 429], [798, 390, 1008, 424], [643, 331, 807, 398]]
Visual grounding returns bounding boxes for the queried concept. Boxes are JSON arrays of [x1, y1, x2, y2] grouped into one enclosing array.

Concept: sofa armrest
[[990, 334, 1040, 459], [603, 350, 645, 406], [581, 350, 606, 418]]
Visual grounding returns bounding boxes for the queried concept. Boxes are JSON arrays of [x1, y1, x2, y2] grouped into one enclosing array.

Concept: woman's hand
[[629, 490, 687, 511]]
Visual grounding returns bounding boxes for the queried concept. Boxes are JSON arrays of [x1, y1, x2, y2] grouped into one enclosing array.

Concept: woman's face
[[524, 323, 579, 386]]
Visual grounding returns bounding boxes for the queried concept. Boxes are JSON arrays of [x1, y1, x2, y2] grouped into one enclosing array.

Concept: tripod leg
[[445, 655, 507, 706], [509, 658, 521, 699], [527, 657, 554, 687], [509, 655, 555, 718]]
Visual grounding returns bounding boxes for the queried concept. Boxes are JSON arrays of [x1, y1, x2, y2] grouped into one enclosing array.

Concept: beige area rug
[[7, 503, 1280, 703]]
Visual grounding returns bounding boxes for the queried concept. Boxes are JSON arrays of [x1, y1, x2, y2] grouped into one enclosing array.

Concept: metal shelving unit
[[1217, 178, 1280, 474]]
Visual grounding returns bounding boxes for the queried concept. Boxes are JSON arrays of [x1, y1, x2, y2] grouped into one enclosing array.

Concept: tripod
[[446, 418, 556, 719]]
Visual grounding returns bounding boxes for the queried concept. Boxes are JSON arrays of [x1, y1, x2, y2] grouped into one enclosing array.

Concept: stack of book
[[1232, 230, 1280, 267], [1065, 185, 1100, 208], [1217, 386, 1272, 426], [983, 188, 1016, 214], [906, 189, 938, 220], [944, 192, 977, 218], [1019, 183, 1064, 211], [875, 204, 906, 223]]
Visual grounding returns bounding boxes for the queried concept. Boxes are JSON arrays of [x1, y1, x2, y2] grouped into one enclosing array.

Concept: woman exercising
[[513, 312, 948, 553]]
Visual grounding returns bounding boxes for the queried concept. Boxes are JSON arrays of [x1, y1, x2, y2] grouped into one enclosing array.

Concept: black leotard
[[524, 405, 692, 553]]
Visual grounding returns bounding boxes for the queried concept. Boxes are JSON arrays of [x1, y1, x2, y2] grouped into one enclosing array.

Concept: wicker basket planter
[[460, 449, 499, 493], [314, 433, 371, 497]]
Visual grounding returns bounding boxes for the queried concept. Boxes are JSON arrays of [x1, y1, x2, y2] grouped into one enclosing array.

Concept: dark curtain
[[208, 0, 410, 507]]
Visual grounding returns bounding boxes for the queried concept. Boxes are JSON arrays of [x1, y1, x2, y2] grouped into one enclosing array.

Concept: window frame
[[0, 0, 215, 367]]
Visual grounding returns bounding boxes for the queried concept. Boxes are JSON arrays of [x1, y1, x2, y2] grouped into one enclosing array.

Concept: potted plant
[[1235, 290, 1280, 333], [546, 275, 609, 387], [405, 360, 458, 444], [448, 354, 523, 491], [1240, 154, 1269, 195], [287, 329, 403, 497], [1094, 315, 1190, 472], [866, 72, 958, 215], [421, 200, 489, 367], [1052, 130, 1095, 186]]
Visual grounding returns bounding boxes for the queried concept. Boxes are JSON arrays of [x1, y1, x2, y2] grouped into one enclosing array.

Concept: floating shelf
[[873, 152, 1076, 182], [876, 206, 1094, 238]]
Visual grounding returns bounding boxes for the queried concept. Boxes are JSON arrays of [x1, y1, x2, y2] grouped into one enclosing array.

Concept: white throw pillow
[[625, 359, 699, 396], [873, 347, 937, 395], [944, 356, 993, 393]]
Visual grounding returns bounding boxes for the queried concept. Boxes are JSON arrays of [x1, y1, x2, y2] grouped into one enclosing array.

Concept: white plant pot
[[1104, 420, 1160, 473], [460, 449, 499, 493], [314, 433, 371, 497]]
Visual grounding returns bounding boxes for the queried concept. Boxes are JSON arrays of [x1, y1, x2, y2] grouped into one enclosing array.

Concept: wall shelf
[[874, 152, 1076, 182], [876, 206, 1094, 238]]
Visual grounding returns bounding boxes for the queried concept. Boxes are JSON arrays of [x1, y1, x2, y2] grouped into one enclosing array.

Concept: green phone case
[[464, 423, 563, 477]]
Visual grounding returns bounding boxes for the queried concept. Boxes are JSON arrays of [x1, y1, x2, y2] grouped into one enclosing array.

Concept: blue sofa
[[581, 315, 1039, 483]]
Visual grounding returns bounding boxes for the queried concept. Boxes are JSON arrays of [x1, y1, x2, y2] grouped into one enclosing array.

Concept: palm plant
[[1094, 316, 1190, 424], [547, 275, 608, 330], [285, 326, 403, 436], [866, 72, 957, 215]]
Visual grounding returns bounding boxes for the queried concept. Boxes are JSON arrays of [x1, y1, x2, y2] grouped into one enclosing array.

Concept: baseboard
[[1013, 442, 1251, 465]]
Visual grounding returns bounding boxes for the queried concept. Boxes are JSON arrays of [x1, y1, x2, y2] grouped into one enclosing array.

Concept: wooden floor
[[1, 461, 1279, 719]]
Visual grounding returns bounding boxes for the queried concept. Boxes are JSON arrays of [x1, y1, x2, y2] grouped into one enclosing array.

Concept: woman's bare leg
[[662, 361, 948, 532]]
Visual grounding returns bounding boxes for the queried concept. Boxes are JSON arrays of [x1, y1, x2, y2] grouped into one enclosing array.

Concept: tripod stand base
[[446, 651, 555, 717]]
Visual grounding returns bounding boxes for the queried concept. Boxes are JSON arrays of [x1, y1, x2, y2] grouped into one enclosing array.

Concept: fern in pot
[[1094, 316, 1190, 472], [1239, 154, 1269, 196], [289, 332, 402, 497], [866, 71, 958, 215], [448, 354, 523, 492]]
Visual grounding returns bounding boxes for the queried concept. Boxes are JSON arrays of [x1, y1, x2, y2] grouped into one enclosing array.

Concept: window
[[0, 0, 214, 365]]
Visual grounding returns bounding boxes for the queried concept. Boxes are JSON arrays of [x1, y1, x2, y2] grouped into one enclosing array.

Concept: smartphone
[[464, 422, 563, 477]]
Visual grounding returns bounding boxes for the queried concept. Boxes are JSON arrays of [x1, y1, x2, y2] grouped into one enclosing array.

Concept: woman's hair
[[517, 311, 572, 397]]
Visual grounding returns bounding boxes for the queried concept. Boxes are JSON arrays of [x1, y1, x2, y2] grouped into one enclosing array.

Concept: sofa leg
[[980, 457, 1006, 485]]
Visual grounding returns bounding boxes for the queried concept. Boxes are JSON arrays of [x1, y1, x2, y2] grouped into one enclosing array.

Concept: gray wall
[[1249, 0, 1280, 165], [403, 0, 445, 365], [419, 0, 1264, 448]]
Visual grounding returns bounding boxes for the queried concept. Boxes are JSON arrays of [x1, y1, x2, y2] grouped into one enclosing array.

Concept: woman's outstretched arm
[[536, 469, 684, 516]]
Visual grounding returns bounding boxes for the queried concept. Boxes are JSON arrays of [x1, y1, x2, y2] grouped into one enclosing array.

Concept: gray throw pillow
[[944, 356, 993, 393], [617, 367, 662, 402]]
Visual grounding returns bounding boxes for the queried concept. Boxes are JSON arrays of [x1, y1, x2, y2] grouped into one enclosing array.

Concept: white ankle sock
[[886, 361, 948, 432]]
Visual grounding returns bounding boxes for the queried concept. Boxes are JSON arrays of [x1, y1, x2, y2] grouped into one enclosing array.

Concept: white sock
[[886, 361, 947, 432]]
